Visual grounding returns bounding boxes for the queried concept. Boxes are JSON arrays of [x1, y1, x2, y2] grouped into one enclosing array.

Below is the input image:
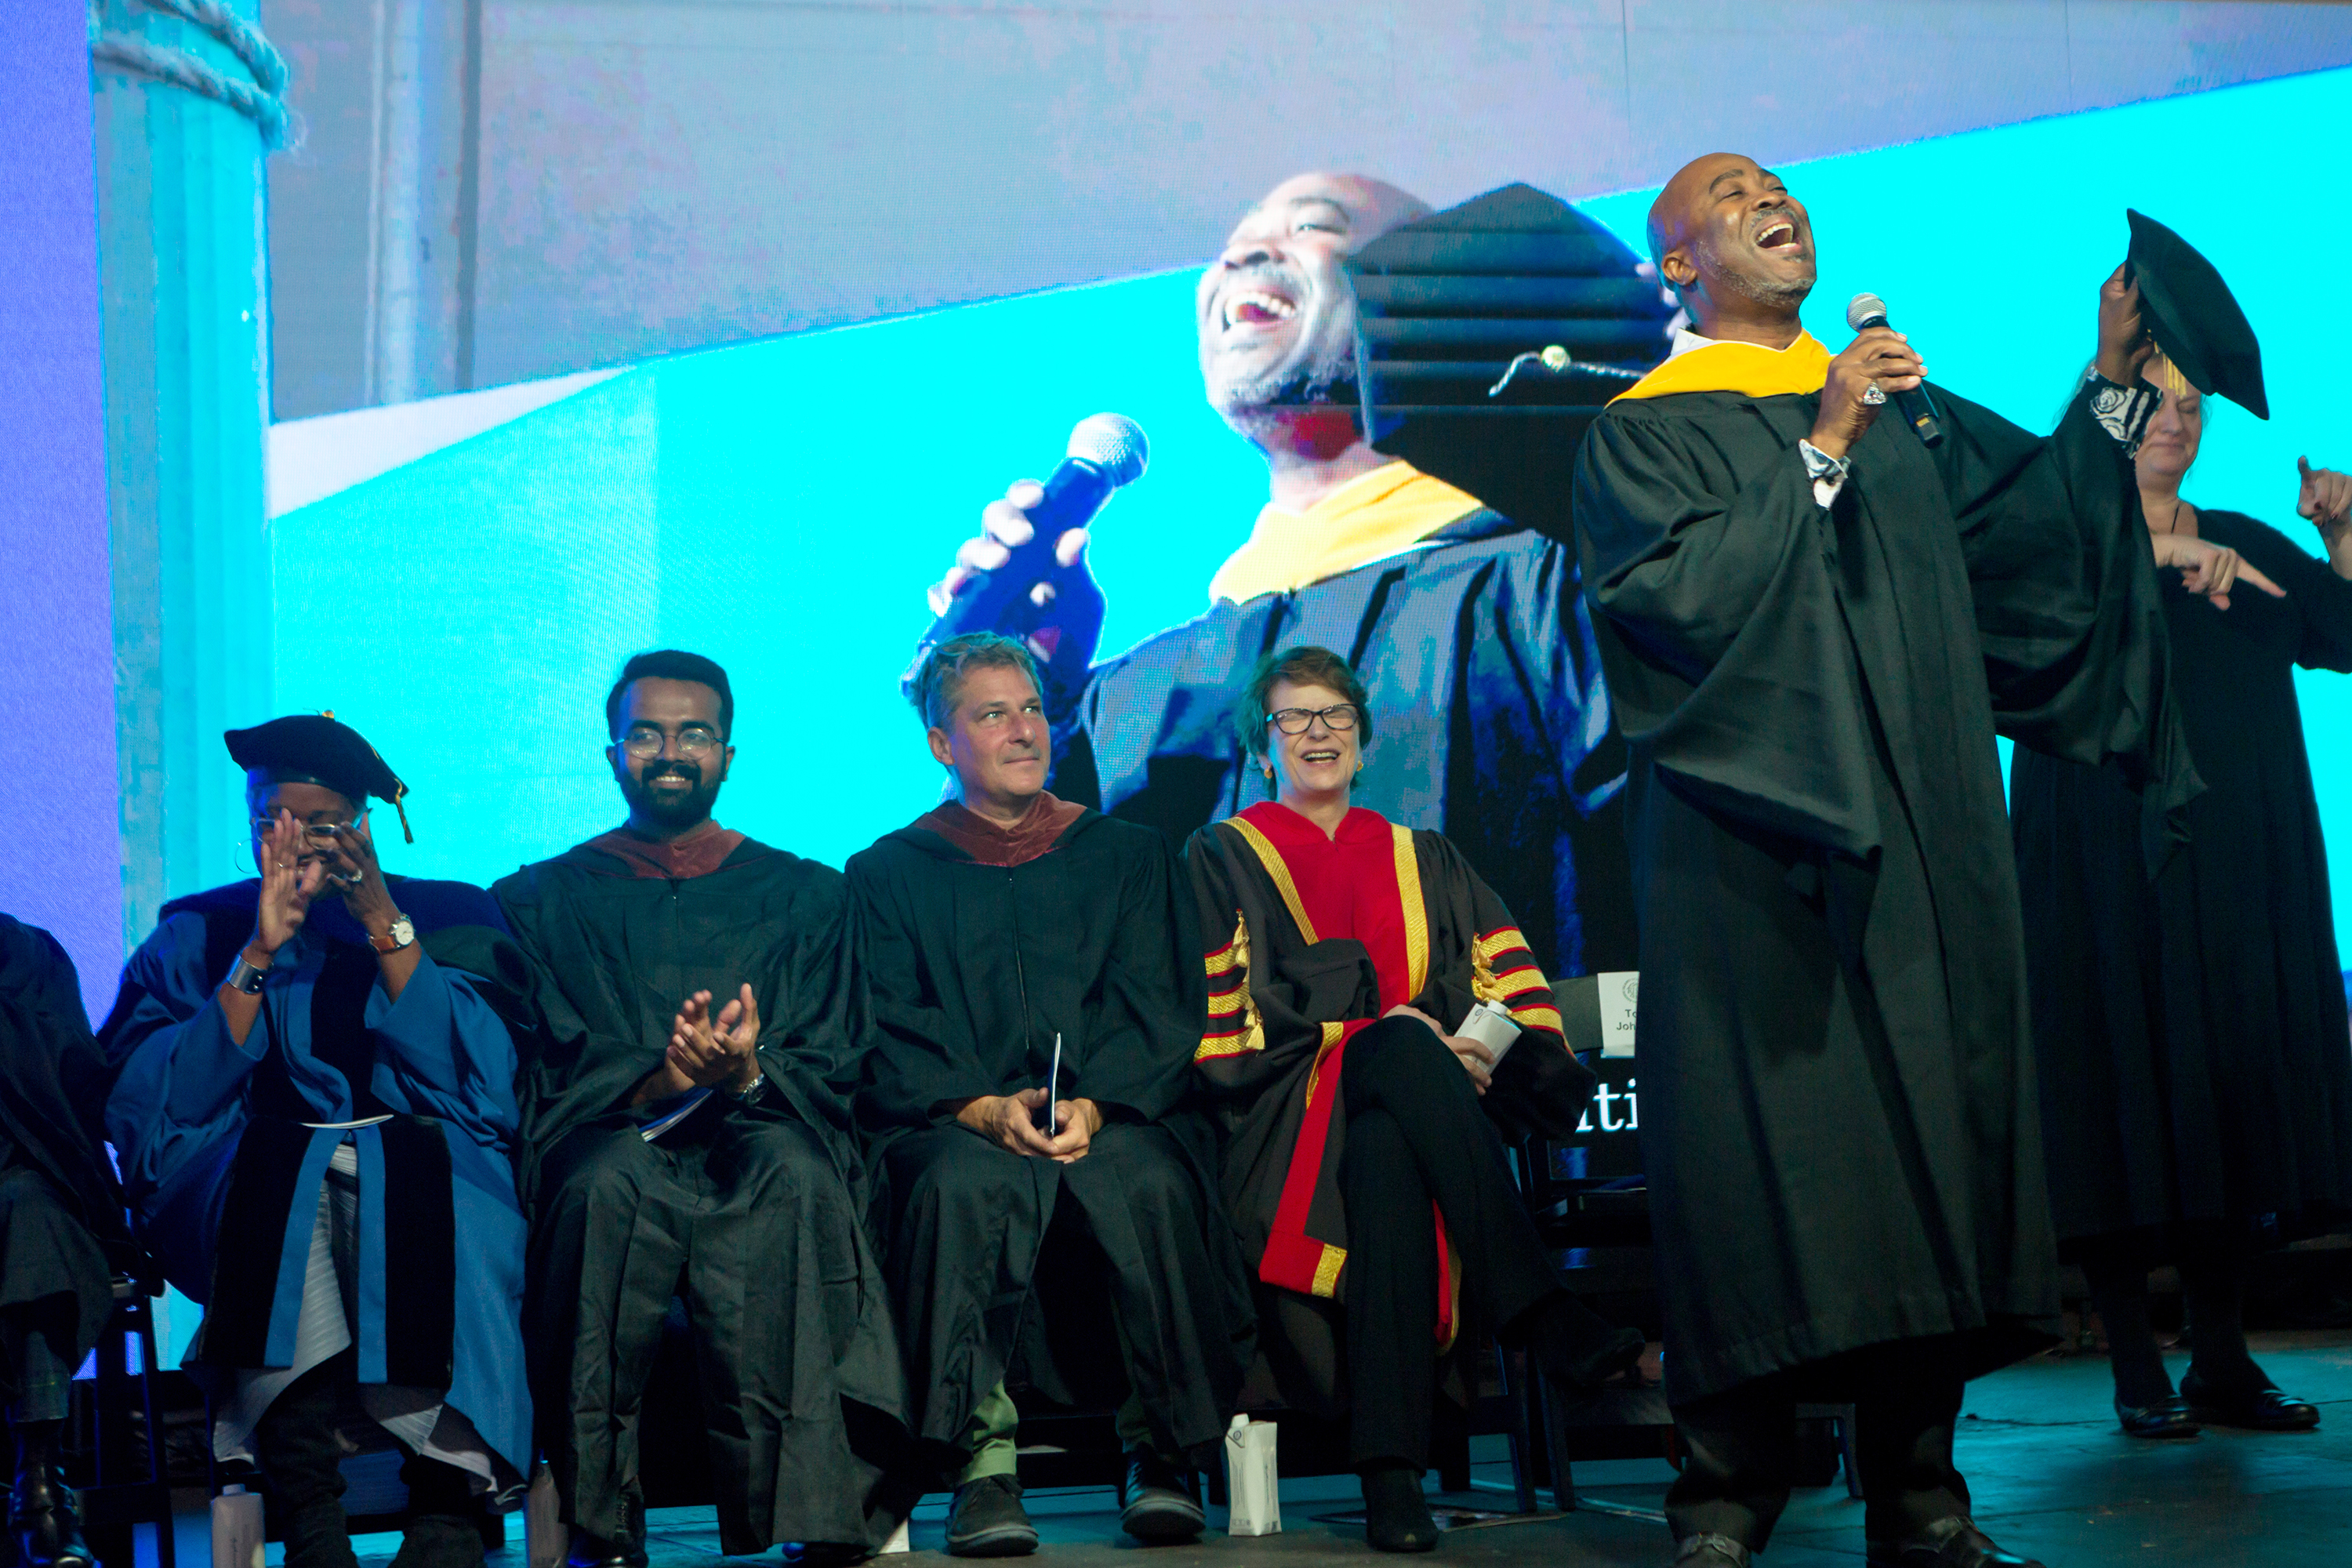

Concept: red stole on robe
[[910, 791, 1086, 869], [583, 818, 746, 880]]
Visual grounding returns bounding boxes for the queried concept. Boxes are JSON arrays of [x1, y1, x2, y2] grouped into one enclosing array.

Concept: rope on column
[[88, 0, 299, 151]]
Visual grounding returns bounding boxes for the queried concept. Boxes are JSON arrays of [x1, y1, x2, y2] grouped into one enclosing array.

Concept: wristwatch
[[730, 1071, 765, 1105], [370, 914, 416, 955]]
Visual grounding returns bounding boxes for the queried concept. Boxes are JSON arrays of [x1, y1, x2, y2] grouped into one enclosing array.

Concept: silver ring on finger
[[1862, 382, 1887, 406]]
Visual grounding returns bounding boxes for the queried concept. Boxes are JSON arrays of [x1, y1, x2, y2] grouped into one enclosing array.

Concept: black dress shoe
[[9, 1465, 94, 1568], [946, 1475, 1037, 1558], [1117, 1448, 1205, 1541], [1359, 1465, 1438, 1554], [564, 1530, 648, 1568], [1864, 1515, 2045, 1568], [2114, 1393, 2201, 1439], [1672, 1532, 1751, 1566], [2180, 1369, 2321, 1431]]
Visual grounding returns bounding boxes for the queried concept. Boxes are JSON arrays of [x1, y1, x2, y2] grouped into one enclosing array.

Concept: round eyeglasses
[[1265, 705, 1360, 735]]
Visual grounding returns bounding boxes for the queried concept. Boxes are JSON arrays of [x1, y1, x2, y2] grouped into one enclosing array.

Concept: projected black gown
[[492, 836, 907, 1555], [1053, 511, 1635, 981], [1570, 369, 2196, 1406], [0, 914, 125, 1423], [2013, 509, 2352, 1245]]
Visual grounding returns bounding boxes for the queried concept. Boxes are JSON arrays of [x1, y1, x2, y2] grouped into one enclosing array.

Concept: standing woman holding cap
[[1182, 645, 1642, 1553], [2013, 213, 2352, 1440]]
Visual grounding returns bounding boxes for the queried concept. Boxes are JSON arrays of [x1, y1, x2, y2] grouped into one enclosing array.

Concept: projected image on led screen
[[269, 68, 2352, 977]]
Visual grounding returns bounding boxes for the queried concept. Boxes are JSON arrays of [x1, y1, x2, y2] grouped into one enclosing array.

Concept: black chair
[[1516, 1062, 1860, 1506], [71, 1269, 177, 1568]]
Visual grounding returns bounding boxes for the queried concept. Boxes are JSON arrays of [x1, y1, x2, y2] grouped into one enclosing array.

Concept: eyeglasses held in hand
[[249, 813, 368, 847]]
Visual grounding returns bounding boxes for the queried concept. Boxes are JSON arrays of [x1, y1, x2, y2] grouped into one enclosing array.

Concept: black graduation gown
[[1057, 510, 1636, 980], [492, 837, 906, 1552], [1571, 375, 2196, 1404], [0, 914, 125, 1403], [1182, 813, 1593, 1416], [847, 809, 1253, 1459], [2014, 509, 2352, 1246]]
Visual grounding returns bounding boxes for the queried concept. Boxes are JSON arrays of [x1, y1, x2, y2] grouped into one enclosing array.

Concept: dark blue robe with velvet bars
[[102, 879, 532, 1484]]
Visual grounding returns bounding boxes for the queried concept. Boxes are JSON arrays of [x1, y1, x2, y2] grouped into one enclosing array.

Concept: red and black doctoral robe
[[1183, 802, 1591, 1408]]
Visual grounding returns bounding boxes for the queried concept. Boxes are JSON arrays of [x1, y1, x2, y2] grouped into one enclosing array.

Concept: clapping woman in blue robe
[[103, 717, 532, 1568]]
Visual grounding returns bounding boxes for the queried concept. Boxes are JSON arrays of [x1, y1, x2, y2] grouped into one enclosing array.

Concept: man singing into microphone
[[1570, 154, 2223, 1568], [927, 172, 1634, 982]]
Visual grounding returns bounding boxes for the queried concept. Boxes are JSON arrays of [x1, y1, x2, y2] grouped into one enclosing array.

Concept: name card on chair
[[1595, 971, 1639, 1058]]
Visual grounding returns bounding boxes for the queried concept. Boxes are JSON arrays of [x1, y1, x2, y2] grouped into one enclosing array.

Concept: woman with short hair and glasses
[[1182, 645, 1642, 1552]]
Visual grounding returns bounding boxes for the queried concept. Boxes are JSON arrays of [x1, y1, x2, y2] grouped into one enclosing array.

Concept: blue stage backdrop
[[263, 67, 2351, 949]]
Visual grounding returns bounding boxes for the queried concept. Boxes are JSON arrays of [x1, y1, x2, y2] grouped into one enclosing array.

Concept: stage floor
[[286, 1329, 2352, 1564]]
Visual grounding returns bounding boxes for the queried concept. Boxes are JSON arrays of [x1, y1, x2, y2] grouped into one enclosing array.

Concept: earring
[[1354, 759, 1363, 775]]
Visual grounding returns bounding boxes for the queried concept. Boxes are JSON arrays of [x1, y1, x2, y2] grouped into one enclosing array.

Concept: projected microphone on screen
[[919, 413, 1146, 661], [1845, 292, 1944, 447]]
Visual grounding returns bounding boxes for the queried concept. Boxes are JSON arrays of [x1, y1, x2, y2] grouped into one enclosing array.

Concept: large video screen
[[263, 66, 2352, 967]]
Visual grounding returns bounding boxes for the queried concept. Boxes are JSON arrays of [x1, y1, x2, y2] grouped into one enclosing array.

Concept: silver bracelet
[[226, 953, 270, 994]]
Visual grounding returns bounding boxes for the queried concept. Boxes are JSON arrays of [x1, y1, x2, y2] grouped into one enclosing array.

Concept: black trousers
[[528, 1107, 900, 1555], [252, 1348, 478, 1568], [879, 1120, 1239, 1465], [1338, 1017, 1566, 1469], [2077, 1222, 2263, 1402], [1665, 1337, 1970, 1549]]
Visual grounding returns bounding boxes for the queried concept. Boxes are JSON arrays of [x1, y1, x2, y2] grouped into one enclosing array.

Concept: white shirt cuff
[[1798, 440, 1850, 510]]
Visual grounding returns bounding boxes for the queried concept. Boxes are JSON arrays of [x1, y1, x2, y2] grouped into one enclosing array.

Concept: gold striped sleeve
[[1196, 912, 1266, 1061], [1470, 924, 1566, 1039], [1472, 926, 1532, 967], [1508, 1004, 1565, 1036]]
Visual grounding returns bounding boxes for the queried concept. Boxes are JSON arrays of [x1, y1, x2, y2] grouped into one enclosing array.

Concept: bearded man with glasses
[[492, 650, 908, 1567]]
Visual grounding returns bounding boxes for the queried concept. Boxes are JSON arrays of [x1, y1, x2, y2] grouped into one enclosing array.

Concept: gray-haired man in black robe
[[1570, 153, 2206, 1568], [849, 633, 1250, 1558]]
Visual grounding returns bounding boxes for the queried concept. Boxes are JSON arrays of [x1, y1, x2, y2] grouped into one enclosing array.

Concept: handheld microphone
[[923, 413, 1149, 647], [1844, 294, 1944, 448]]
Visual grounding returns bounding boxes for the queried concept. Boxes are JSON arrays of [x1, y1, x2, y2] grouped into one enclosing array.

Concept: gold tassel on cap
[[328, 710, 417, 844]]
